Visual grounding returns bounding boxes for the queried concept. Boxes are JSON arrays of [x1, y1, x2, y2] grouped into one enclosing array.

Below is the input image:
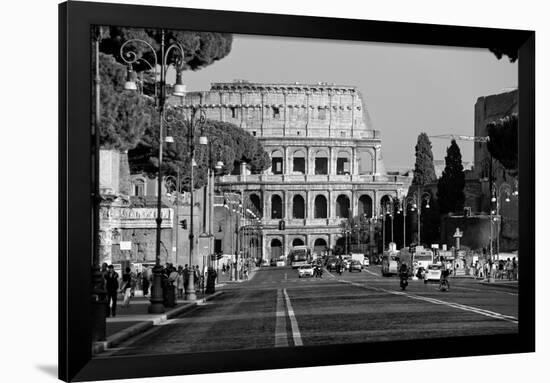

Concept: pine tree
[[437, 140, 465, 215], [412, 133, 437, 186]]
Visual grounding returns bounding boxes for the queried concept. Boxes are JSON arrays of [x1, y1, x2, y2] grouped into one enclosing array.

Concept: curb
[[93, 291, 224, 354]]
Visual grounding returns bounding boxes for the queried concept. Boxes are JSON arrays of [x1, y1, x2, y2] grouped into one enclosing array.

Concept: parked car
[[349, 260, 363, 272], [424, 263, 443, 283], [362, 258, 370, 267], [298, 264, 315, 278]]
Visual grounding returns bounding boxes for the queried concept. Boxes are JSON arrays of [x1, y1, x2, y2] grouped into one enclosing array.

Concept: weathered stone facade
[[474, 89, 518, 252], [174, 81, 411, 260]]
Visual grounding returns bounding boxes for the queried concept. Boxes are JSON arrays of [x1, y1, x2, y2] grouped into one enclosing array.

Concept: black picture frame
[[59, 1, 535, 381]]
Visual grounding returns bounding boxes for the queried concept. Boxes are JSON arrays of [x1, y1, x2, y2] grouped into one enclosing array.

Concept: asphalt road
[[104, 265, 518, 356]]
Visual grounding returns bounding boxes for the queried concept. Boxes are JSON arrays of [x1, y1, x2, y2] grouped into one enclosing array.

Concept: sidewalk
[[94, 290, 223, 355]]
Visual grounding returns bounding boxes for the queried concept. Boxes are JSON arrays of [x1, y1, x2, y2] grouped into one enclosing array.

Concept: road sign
[[120, 241, 132, 250]]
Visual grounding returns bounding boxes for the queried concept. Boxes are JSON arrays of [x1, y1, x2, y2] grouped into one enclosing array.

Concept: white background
[[0, 0, 547, 382]]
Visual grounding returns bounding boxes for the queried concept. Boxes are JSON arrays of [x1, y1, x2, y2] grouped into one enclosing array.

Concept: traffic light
[[278, 220, 285, 230], [180, 219, 187, 229]]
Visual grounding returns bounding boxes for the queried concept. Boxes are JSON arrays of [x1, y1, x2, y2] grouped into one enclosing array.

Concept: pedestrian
[[505, 258, 513, 280], [130, 267, 137, 297], [194, 265, 200, 289], [104, 265, 119, 317], [512, 257, 518, 280], [243, 265, 249, 280], [120, 267, 132, 308], [176, 266, 184, 299]]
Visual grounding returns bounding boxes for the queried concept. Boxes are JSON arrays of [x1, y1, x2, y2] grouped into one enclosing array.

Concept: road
[[103, 265, 518, 356]]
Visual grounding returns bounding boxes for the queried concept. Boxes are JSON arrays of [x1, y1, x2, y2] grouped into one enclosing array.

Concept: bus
[[289, 246, 311, 268], [412, 248, 434, 273]]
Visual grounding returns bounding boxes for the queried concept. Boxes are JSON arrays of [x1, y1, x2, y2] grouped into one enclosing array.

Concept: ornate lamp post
[[164, 173, 181, 266], [120, 30, 187, 311], [408, 187, 431, 247]]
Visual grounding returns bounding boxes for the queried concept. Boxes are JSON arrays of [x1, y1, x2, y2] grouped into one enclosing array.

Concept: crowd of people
[[472, 257, 518, 280], [100, 262, 218, 317]]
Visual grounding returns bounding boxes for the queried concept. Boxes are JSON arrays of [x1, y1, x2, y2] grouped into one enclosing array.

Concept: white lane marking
[[275, 289, 289, 347], [362, 269, 380, 277], [339, 279, 518, 324], [383, 288, 518, 324], [283, 289, 303, 346]]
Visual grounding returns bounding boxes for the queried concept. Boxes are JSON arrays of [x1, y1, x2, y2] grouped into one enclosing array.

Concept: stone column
[[283, 146, 289, 175], [328, 190, 333, 219]]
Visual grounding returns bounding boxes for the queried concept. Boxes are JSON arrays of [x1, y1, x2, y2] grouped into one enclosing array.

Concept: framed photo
[[59, 1, 534, 381]]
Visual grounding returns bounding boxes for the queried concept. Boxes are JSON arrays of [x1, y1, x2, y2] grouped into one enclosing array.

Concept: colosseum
[[176, 80, 411, 262]]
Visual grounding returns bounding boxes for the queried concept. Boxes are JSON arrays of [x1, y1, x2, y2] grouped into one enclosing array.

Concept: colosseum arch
[[270, 238, 283, 260], [336, 149, 352, 175], [358, 194, 373, 218], [271, 194, 284, 219], [314, 148, 329, 175], [292, 194, 306, 219], [270, 149, 284, 175], [291, 237, 305, 247], [357, 148, 375, 175], [314, 194, 328, 218], [336, 194, 351, 218], [291, 148, 306, 174], [248, 193, 262, 216]]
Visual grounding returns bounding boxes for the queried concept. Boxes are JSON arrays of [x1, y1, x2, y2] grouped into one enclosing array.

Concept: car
[[362, 258, 370, 267], [424, 264, 443, 283], [326, 258, 338, 271], [298, 265, 314, 278], [349, 260, 363, 272]]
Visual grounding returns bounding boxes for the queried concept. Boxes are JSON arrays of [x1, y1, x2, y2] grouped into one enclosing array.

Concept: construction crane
[[429, 134, 489, 143]]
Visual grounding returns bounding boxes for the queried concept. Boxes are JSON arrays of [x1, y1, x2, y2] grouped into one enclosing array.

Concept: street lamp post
[[121, 30, 187, 313], [490, 182, 518, 262], [164, 172, 181, 266]]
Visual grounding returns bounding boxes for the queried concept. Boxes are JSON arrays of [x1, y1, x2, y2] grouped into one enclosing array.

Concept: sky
[[178, 34, 517, 170]]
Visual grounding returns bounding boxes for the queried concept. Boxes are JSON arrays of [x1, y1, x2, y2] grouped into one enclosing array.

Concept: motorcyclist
[[439, 266, 450, 290], [399, 263, 409, 289]]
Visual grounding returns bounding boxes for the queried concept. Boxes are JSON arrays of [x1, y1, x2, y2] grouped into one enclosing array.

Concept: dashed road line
[[283, 288, 303, 346], [274, 289, 289, 347]]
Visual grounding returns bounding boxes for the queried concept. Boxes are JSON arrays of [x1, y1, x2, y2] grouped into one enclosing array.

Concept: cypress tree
[[437, 140, 465, 215], [412, 133, 437, 186]]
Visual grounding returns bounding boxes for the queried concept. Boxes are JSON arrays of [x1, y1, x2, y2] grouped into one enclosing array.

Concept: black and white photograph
[[5, 0, 546, 382], [92, 24, 521, 357]]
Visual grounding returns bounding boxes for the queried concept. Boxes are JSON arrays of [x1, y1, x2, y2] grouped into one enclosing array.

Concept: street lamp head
[[425, 203, 430, 209], [172, 71, 187, 97], [165, 135, 174, 143], [123, 66, 138, 91], [505, 197, 510, 202], [192, 158, 198, 167], [491, 196, 497, 203], [412, 203, 417, 209]]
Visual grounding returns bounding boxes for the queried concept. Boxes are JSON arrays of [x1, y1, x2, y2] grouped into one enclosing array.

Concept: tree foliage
[[437, 140, 465, 215], [487, 114, 518, 172], [128, 117, 270, 191], [412, 133, 437, 186], [97, 53, 155, 150], [100, 27, 233, 73], [489, 48, 518, 63]]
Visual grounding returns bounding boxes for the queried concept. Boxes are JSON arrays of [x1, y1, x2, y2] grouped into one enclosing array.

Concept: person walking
[[104, 265, 119, 317], [176, 266, 184, 299], [120, 267, 132, 308], [512, 257, 518, 280]]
